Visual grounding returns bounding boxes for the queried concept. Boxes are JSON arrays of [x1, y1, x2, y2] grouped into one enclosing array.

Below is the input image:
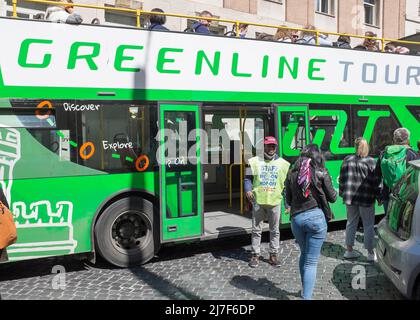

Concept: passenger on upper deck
[[148, 8, 169, 31], [385, 43, 410, 54], [333, 35, 352, 49], [273, 26, 298, 43], [295, 25, 332, 46], [224, 23, 248, 38], [238, 23, 249, 38], [45, 0, 83, 25], [354, 31, 379, 51], [190, 10, 213, 34]]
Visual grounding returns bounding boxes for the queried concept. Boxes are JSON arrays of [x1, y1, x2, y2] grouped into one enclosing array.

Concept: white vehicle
[[377, 159, 420, 300]]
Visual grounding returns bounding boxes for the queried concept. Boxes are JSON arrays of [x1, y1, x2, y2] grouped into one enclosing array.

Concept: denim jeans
[[291, 208, 327, 300], [345, 205, 375, 251]]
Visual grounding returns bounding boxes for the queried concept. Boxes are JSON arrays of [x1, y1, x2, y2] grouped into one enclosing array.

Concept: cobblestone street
[[0, 228, 404, 300]]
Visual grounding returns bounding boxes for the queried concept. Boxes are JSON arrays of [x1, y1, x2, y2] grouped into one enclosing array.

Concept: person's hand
[[284, 207, 291, 215], [377, 199, 383, 206], [246, 191, 254, 202]]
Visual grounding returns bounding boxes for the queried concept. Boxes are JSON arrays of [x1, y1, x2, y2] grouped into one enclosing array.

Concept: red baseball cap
[[263, 136, 278, 145]]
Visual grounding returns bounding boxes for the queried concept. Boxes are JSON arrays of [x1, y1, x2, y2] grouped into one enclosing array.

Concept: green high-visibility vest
[[248, 156, 290, 206]]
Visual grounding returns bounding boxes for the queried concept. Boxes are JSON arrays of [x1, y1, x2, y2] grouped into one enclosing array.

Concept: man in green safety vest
[[244, 136, 290, 268]]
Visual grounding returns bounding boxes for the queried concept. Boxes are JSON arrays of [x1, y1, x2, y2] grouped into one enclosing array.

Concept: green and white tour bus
[[0, 17, 419, 267]]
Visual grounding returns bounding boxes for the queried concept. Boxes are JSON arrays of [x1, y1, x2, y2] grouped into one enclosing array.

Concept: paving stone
[[0, 229, 404, 300]]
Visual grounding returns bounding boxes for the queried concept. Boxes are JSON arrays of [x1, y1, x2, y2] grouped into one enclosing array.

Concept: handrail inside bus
[[10, 0, 420, 52]]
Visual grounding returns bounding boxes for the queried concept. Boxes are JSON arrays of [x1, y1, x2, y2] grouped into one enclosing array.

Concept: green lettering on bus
[[358, 110, 391, 143], [310, 109, 355, 154], [195, 50, 221, 76], [114, 45, 144, 72], [18, 38, 53, 68], [231, 53, 252, 78], [261, 55, 269, 78], [156, 48, 184, 74], [278, 56, 299, 79], [308, 59, 326, 81], [67, 42, 101, 70]]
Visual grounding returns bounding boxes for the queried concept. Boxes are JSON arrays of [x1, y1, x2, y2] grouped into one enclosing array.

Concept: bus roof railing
[[10, 0, 420, 52]]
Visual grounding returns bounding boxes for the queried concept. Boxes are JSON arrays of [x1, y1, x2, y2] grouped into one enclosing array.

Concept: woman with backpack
[[285, 144, 337, 300], [339, 138, 381, 262], [376, 128, 419, 213]]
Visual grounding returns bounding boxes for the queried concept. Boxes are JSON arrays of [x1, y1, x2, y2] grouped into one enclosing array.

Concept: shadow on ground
[[230, 275, 301, 300], [331, 262, 404, 300]]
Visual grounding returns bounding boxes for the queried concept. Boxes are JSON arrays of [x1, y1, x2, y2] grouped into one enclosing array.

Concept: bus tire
[[94, 197, 157, 267]]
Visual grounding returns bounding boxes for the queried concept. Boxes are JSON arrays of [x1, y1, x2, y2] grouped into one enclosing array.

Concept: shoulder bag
[[0, 201, 17, 249]]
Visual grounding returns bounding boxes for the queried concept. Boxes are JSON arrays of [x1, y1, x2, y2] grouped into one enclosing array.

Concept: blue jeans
[[291, 208, 327, 300]]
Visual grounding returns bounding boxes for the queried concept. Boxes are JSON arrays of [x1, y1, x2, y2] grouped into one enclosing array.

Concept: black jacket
[[286, 165, 337, 220]]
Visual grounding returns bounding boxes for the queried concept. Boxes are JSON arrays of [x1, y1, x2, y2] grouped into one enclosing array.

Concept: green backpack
[[380, 145, 407, 188]]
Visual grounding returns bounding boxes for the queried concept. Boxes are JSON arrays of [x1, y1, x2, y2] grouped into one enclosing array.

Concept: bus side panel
[[5, 172, 157, 262]]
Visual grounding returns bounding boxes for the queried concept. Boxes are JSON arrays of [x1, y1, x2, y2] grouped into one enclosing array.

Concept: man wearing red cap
[[244, 136, 290, 268]]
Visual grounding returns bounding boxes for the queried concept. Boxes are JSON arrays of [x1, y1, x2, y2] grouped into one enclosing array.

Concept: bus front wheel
[[94, 197, 157, 267]]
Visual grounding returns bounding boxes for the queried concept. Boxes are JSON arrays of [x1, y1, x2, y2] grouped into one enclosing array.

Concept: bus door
[[276, 105, 311, 223], [159, 103, 203, 242]]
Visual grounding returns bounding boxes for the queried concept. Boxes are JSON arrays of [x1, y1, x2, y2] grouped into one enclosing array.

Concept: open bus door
[[158, 103, 203, 242], [276, 105, 311, 224]]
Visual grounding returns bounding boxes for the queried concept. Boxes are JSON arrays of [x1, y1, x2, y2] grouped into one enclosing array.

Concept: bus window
[[406, 106, 420, 125], [279, 110, 308, 163], [0, 108, 56, 128], [351, 105, 400, 157], [0, 100, 80, 180], [203, 111, 270, 165], [163, 111, 197, 167], [76, 101, 158, 173], [309, 104, 352, 160]]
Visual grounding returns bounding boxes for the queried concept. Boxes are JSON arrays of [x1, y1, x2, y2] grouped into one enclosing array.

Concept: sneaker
[[344, 250, 361, 259], [367, 251, 377, 263], [268, 254, 281, 267], [249, 255, 259, 268]]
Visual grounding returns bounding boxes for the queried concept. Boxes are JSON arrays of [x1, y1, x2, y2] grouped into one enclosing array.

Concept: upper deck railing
[[9, 0, 420, 53]]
